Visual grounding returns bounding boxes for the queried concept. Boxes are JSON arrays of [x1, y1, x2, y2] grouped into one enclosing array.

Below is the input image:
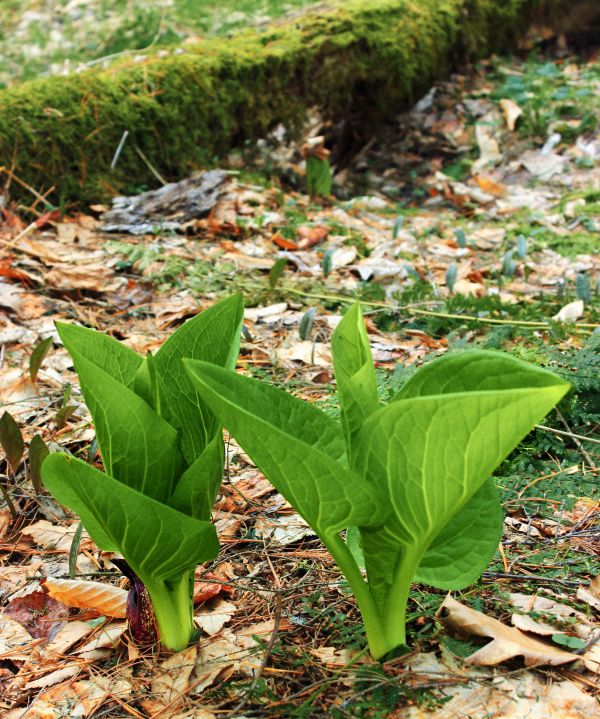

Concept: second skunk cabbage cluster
[[42, 295, 244, 651], [185, 303, 570, 660]]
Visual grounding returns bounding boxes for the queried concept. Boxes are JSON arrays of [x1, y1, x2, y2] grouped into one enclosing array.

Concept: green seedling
[[42, 295, 244, 651], [185, 303, 569, 659]]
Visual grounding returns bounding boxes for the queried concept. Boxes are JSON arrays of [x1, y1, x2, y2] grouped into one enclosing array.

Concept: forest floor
[[0, 43, 599, 719]]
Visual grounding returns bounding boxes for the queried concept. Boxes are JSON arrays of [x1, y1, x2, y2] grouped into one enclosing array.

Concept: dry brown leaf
[[577, 576, 600, 612], [190, 639, 240, 694], [405, 665, 598, 719], [553, 300, 584, 322], [253, 514, 314, 546], [195, 599, 237, 636], [20, 520, 91, 553], [142, 645, 197, 715], [42, 577, 127, 618], [24, 664, 82, 690], [44, 263, 123, 292], [0, 613, 35, 657], [472, 123, 502, 173], [508, 592, 588, 621], [310, 646, 365, 667], [472, 174, 506, 197], [499, 98, 523, 131], [20, 672, 130, 719], [441, 595, 579, 666], [0, 561, 43, 596], [44, 620, 95, 655], [0, 508, 11, 540], [583, 643, 600, 674], [511, 614, 562, 636], [275, 340, 332, 367], [0, 367, 37, 406], [73, 622, 126, 655]]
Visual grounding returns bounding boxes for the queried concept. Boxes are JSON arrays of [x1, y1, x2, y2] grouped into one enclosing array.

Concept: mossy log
[[0, 0, 573, 206]]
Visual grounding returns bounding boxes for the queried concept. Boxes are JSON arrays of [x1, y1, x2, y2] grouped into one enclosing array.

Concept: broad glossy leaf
[[63, 352, 185, 502], [331, 303, 380, 455], [356, 372, 569, 601], [56, 321, 142, 388], [185, 360, 386, 536], [393, 350, 566, 400], [415, 478, 503, 589], [42, 453, 219, 583], [153, 294, 244, 462], [168, 433, 224, 519]]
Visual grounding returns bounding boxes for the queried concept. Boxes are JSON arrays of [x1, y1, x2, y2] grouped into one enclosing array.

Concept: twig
[[0, 167, 55, 210], [554, 408, 597, 469], [482, 571, 585, 587], [110, 130, 130, 169], [258, 283, 600, 330], [535, 424, 600, 447], [134, 145, 167, 186]]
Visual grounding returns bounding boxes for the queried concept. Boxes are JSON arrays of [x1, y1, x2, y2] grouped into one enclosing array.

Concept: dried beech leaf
[[194, 599, 237, 636], [142, 645, 197, 714], [20, 520, 91, 553], [43, 577, 127, 618], [441, 595, 579, 667]]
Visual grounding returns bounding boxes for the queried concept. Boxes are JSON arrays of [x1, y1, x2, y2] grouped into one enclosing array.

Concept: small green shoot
[[29, 336, 53, 382]]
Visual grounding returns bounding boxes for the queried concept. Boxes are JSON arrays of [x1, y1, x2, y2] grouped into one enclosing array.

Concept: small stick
[[110, 130, 130, 169], [482, 571, 584, 587], [0, 167, 55, 209], [555, 407, 597, 469], [134, 145, 167, 186], [535, 424, 600, 447]]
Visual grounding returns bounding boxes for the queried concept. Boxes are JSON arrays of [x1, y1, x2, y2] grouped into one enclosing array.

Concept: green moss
[[0, 0, 573, 206]]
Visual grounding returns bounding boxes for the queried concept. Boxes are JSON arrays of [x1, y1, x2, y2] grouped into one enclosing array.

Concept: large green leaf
[[62, 351, 185, 503], [393, 349, 567, 400], [184, 360, 386, 537], [56, 322, 143, 388], [168, 433, 224, 519], [153, 294, 244, 463], [42, 453, 219, 583], [415, 478, 503, 589], [331, 303, 380, 456], [356, 363, 569, 606]]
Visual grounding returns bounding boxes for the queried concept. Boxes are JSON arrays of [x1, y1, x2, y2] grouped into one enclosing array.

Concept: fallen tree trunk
[[0, 0, 579, 206]]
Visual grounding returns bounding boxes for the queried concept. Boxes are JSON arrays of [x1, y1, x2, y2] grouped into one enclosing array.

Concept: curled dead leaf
[[440, 595, 580, 667], [42, 577, 127, 618]]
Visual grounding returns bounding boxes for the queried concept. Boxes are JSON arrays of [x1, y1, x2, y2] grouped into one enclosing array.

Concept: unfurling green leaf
[[392, 216, 404, 240], [299, 307, 316, 340], [321, 249, 334, 278], [445, 263, 457, 293], [42, 295, 244, 650], [454, 227, 467, 247], [0, 412, 24, 473], [29, 434, 49, 493], [306, 155, 332, 197], [516, 234, 527, 259], [29, 336, 53, 382], [576, 273, 591, 303], [186, 303, 569, 660], [269, 257, 287, 288]]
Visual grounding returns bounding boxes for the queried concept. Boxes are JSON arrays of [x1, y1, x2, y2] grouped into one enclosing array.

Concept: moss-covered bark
[[0, 0, 572, 206]]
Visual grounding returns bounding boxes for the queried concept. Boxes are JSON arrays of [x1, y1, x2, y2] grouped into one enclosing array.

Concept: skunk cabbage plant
[[185, 303, 569, 659], [42, 295, 244, 650]]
